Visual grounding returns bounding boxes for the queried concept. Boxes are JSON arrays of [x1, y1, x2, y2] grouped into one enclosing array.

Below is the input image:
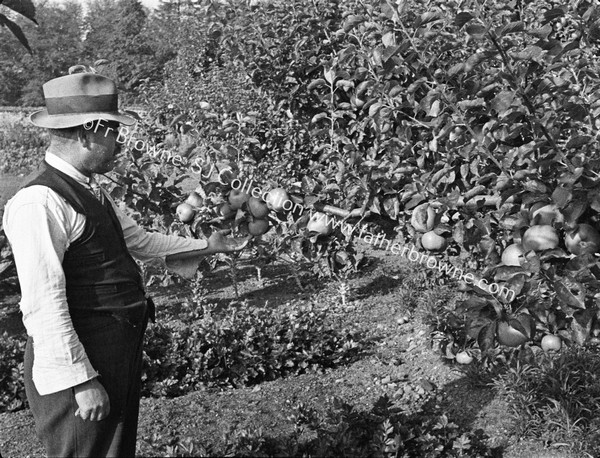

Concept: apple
[[228, 189, 250, 210], [501, 243, 525, 266], [564, 224, 600, 256], [411, 202, 436, 233], [176, 202, 195, 223], [455, 351, 473, 365], [334, 250, 349, 265], [218, 202, 236, 219], [266, 187, 290, 212], [248, 218, 270, 236], [306, 212, 332, 235], [248, 197, 270, 218], [497, 319, 529, 347], [185, 191, 204, 208], [521, 225, 559, 252], [421, 231, 446, 251], [541, 334, 562, 352]]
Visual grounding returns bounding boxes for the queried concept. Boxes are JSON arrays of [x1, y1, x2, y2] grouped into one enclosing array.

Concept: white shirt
[[2, 152, 207, 395]]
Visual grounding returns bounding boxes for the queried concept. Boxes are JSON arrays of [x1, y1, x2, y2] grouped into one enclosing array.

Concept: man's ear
[[77, 126, 91, 149]]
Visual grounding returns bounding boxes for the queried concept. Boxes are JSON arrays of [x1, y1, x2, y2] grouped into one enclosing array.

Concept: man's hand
[[164, 231, 251, 278], [73, 378, 110, 421], [206, 230, 250, 253]]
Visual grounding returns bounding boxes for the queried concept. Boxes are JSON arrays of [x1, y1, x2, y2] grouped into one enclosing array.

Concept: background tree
[[0, 1, 83, 106], [0, 0, 37, 52], [83, 0, 167, 103], [18, 0, 84, 106]]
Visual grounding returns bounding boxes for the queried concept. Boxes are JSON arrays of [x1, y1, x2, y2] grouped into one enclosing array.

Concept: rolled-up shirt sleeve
[[110, 198, 208, 278], [3, 193, 98, 395]]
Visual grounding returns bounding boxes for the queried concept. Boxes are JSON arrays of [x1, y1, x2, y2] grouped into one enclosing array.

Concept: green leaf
[[343, 14, 365, 33], [110, 186, 127, 201], [0, 13, 31, 52], [465, 23, 487, 38], [382, 31, 395, 47], [500, 21, 525, 36], [543, 7, 566, 24], [417, 12, 443, 27], [515, 314, 535, 339], [553, 277, 586, 312], [571, 309, 593, 345], [589, 190, 600, 213], [307, 78, 327, 90], [457, 98, 485, 110], [551, 186, 572, 208], [478, 322, 497, 353], [529, 23, 552, 39], [566, 135, 592, 149], [564, 103, 587, 122], [335, 79, 354, 90], [368, 102, 383, 117], [382, 196, 400, 219], [503, 274, 526, 300], [455, 12, 474, 28], [323, 68, 336, 84], [448, 63, 465, 76], [382, 45, 401, 62], [494, 266, 525, 282], [428, 99, 442, 117], [512, 46, 543, 61], [1, 0, 37, 24], [492, 91, 516, 114], [562, 199, 587, 225], [310, 112, 328, 124], [589, 21, 600, 42]]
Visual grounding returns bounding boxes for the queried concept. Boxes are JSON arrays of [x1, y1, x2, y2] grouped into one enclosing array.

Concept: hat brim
[[29, 109, 137, 129]]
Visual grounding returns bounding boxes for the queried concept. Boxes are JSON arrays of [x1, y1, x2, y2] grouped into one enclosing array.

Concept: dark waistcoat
[[23, 161, 148, 320]]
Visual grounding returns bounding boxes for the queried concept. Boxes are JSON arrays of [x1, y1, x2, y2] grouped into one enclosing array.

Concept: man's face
[[80, 120, 122, 174]]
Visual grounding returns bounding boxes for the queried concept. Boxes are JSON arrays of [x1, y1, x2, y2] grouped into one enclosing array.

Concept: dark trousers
[[24, 312, 148, 458]]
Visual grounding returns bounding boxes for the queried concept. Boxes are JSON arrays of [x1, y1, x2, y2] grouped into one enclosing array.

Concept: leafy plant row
[[141, 294, 365, 397]]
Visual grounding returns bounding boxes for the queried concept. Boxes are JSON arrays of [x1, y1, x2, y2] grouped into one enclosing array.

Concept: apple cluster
[[175, 185, 292, 238]]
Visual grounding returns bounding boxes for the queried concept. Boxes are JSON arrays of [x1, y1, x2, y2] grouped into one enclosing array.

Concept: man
[[2, 71, 247, 457]]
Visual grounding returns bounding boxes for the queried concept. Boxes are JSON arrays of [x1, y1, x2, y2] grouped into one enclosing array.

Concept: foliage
[[0, 0, 170, 106], [83, 0, 171, 102], [141, 278, 366, 396], [0, 112, 47, 174], [0, 228, 18, 296], [0, 0, 36, 53], [0, 332, 26, 413], [17, 1, 85, 106], [115, 0, 600, 353], [144, 395, 498, 457], [492, 346, 600, 456], [291, 0, 600, 355]]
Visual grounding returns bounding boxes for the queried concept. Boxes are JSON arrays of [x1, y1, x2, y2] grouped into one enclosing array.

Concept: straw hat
[[30, 72, 137, 129]]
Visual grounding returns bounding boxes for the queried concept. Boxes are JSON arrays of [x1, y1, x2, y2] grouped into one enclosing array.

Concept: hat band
[[45, 94, 118, 115]]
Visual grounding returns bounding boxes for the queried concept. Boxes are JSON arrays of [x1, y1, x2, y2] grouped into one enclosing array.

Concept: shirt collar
[[45, 151, 94, 188]]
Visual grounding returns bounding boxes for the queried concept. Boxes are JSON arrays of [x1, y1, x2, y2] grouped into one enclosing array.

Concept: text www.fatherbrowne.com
[[233, 177, 516, 303]]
